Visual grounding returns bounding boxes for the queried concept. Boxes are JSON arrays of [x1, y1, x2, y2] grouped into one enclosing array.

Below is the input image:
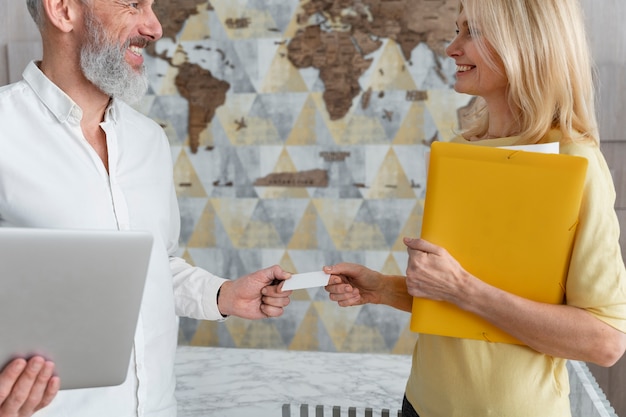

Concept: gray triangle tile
[[255, 93, 309, 142], [178, 317, 199, 344], [178, 197, 210, 245], [217, 322, 237, 348], [259, 199, 310, 245], [356, 304, 412, 351], [363, 200, 417, 247], [271, 300, 312, 346]]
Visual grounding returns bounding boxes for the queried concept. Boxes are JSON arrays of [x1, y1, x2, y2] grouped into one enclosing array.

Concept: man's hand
[[217, 265, 292, 319], [0, 357, 59, 417]]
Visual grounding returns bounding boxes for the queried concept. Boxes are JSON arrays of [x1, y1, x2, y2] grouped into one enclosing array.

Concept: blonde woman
[[324, 0, 626, 415]]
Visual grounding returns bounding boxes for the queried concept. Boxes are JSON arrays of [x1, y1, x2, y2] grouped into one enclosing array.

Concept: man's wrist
[[216, 285, 229, 318]]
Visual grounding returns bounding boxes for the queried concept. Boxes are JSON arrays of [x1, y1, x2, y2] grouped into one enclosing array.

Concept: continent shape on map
[[148, 0, 230, 153], [153, 0, 209, 42], [175, 63, 230, 153], [287, 0, 459, 120]]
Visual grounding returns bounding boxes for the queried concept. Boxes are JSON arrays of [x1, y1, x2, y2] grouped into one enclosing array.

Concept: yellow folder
[[410, 141, 588, 344]]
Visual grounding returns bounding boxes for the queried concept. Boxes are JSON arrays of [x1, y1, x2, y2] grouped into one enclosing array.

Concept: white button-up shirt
[[0, 62, 228, 417]]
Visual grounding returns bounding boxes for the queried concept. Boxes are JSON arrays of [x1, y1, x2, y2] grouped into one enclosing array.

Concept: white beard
[[80, 11, 148, 104]]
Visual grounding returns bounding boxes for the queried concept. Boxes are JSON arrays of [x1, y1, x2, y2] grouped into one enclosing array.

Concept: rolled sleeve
[[170, 256, 230, 321]]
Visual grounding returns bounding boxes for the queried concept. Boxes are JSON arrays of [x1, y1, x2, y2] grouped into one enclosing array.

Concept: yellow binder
[[410, 141, 588, 344]]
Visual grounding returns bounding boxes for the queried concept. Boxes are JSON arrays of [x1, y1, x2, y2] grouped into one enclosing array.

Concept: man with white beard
[[0, 1, 293, 416]]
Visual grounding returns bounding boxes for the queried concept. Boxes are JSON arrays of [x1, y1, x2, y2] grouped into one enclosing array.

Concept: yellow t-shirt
[[405, 131, 626, 417]]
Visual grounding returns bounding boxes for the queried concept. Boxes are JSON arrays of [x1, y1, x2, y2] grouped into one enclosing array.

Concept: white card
[[282, 271, 330, 291]]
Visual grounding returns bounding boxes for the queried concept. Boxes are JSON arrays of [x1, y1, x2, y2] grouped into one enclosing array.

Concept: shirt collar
[[106, 98, 121, 124], [22, 60, 121, 125], [22, 61, 83, 123]]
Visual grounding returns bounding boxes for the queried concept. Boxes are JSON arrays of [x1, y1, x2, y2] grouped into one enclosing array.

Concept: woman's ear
[[41, 0, 82, 33]]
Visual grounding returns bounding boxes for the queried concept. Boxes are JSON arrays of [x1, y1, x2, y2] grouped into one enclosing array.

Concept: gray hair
[[26, 0, 44, 29], [26, 0, 90, 30]]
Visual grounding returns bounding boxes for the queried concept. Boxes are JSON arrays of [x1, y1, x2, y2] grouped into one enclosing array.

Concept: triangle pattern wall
[[141, 0, 471, 355]]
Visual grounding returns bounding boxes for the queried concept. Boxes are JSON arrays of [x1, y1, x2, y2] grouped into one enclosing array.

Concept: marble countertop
[[174, 346, 411, 417], [174, 346, 617, 417]]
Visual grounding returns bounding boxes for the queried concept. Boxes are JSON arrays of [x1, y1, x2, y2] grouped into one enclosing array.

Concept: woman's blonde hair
[[460, 0, 599, 144]]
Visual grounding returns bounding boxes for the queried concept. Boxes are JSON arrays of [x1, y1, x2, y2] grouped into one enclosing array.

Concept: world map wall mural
[[138, 0, 472, 354]]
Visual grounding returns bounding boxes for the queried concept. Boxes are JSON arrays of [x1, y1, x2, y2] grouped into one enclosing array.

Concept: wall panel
[[0, 1, 39, 86], [581, 0, 626, 142], [0, 0, 9, 86], [593, 143, 626, 417]]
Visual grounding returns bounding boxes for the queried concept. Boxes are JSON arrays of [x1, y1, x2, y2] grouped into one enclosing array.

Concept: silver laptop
[[0, 227, 153, 390]]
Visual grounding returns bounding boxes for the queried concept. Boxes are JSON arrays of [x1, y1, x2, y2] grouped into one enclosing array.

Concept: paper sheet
[[282, 271, 330, 291], [499, 142, 559, 154]]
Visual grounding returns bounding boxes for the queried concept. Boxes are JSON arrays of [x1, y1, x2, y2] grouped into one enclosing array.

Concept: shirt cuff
[[202, 276, 230, 322], [216, 285, 229, 320]]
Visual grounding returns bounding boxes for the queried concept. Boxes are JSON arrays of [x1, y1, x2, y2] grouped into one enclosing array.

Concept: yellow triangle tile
[[210, 1, 252, 39], [158, 64, 182, 96], [313, 301, 361, 350], [338, 114, 387, 145], [259, 149, 312, 198], [238, 220, 283, 249], [231, 116, 283, 146], [215, 93, 256, 143], [392, 200, 424, 251], [190, 320, 220, 346], [260, 44, 308, 93], [239, 321, 286, 349], [288, 305, 321, 351], [312, 199, 362, 249], [367, 149, 416, 199], [290, 289, 313, 301], [341, 324, 389, 353], [274, 148, 297, 172], [286, 95, 318, 146], [342, 222, 388, 251], [280, 251, 297, 273], [178, 5, 211, 41], [364, 40, 417, 91], [215, 92, 257, 117], [283, 6, 304, 39], [380, 253, 403, 276], [286, 245, 313, 300], [180, 248, 195, 266], [187, 201, 217, 248], [393, 102, 427, 145], [391, 325, 419, 355], [210, 198, 257, 245], [425, 90, 473, 142], [224, 317, 252, 347], [261, 186, 311, 199], [310, 92, 349, 144], [191, 125, 213, 152], [287, 202, 319, 250], [174, 150, 208, 198], [154, 117, 183, 144]]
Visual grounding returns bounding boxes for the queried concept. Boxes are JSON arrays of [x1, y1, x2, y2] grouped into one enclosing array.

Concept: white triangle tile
[[232, 39, 281, 93], [246, 0, 301, 33]]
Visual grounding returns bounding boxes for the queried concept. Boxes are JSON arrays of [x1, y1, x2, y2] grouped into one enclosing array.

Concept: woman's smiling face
[[445, 10, 509, 102]]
